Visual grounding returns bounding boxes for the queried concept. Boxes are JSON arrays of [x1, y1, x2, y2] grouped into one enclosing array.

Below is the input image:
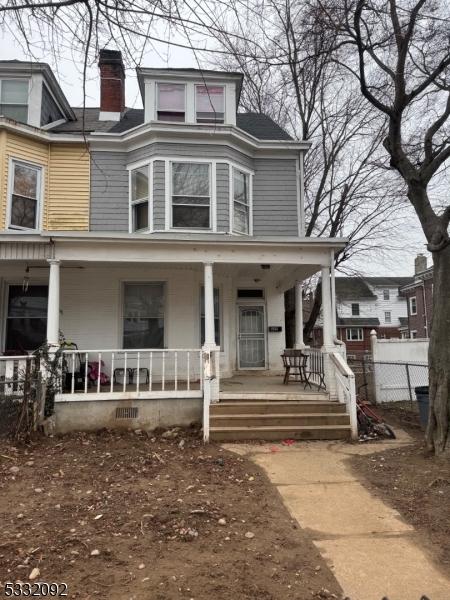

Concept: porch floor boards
[[219, 374, 324, 395]]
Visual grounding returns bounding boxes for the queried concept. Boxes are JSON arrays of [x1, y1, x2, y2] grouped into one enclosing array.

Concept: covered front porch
[[0, 233, 357, 439]]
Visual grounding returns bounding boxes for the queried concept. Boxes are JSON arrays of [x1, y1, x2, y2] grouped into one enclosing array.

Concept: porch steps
[[210, 395, 352, 441]]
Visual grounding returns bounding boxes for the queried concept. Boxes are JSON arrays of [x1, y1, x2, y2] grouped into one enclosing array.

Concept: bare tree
[[314, 0, 450, 455], [209, 0, 410, 340]]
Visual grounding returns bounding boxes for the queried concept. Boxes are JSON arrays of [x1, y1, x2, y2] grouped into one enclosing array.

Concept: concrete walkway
[[224, 431, 450, 600]]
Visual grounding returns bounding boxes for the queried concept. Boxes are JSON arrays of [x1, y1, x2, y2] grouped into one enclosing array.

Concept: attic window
[[196, 85, 224, 124], [0, 79, 28, 123], [157, 83, 185, 122]]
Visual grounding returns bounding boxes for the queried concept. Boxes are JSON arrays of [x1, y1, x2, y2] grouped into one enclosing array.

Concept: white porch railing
[[330, 351, 358, 440], [0, 355, 38, 396], [305, 348, 326, 389], [58, 349, 203, 400]]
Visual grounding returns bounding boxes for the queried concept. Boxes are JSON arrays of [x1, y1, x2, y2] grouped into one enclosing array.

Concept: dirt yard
[[350, 405, 450, 576], [0, 428, 343, 600]]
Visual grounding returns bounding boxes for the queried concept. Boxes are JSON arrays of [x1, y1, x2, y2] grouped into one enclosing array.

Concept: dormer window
[[0, 79, 29, 123], [157, 83, 185, 122], [195, 85, 224, 124]]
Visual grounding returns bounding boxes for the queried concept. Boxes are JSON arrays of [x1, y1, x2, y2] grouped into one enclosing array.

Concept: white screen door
[[238, 305, 266, 369]]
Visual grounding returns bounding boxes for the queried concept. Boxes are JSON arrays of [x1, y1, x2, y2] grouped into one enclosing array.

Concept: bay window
[[123, 283, 165, 349], [0, 79, 29, 123], [130, 166, 149, 231], [8, 160, 41, 230], [196, 85, 224, 123], [232, 168, 250, 234], [157, 83, 185, 122], [171, 162, 211, 229]]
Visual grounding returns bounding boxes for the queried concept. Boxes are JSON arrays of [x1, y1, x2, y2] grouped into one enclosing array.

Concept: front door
[[238, 305, 266, 369]]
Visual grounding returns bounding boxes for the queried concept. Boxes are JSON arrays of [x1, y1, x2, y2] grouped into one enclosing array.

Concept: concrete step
[[219, 392, 329, 402], [211, 401, 346, 415], [210, 425, 351, 441], [210, 413, 350, 428]]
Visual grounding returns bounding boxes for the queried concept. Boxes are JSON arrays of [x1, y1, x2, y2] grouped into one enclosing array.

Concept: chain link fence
[[348, 355, 429, 409]]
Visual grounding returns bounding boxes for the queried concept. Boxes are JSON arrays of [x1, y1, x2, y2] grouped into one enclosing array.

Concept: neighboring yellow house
[[0, 124, 90, 231]]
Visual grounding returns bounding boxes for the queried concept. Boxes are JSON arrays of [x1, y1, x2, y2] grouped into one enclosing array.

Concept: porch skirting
[[54, 396, 202, 434]]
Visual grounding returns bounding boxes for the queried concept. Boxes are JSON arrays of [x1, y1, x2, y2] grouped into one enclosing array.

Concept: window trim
[[2, 283, 48, 353], [167, 158, 216, 232], [384, 311, 392, 324], [0, 78, 29, 123], [120, 280, 167, 350], [409, 296, 417, 315], [6, 158, 43, 232], [129, 163, 152, 233], [230, 165, 253, 235], [346, 327, 364, 341], [199, 285, 222, 348], [156, 81, 186, 122], [194, 84, 225, 124], [383, 289, 390, 300]]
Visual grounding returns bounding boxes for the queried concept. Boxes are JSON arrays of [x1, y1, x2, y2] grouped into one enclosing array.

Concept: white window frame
[[384, 311, 392, 324], [346, 328, 364, 341], [128, 162, 151, 233], [351, 303, 360, 316], [6, 158, 43, 232], [383, 289, 390, 300], [230, 165, 253, 235], [156, 82, 186, 122], [0, 79, 29, 123], [194, 84, 225, 124], [409, 296, 417, 315], [167, 158, 216, 232], [120, 281, 166, 350]]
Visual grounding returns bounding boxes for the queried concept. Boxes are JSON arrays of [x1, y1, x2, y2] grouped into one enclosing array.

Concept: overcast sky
[[0, 28, 429, 276]]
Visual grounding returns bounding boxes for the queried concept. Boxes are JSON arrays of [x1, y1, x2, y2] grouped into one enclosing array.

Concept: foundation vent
[[115, 406, 138, 419]]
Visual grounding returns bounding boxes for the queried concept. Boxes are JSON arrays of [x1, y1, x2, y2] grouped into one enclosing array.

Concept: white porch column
[[330, 252, 337, 338], [294, 280, 305, 349], [46, 259, 61, 347], [321, 266, 333, 349], [203, 262, 216, 350]]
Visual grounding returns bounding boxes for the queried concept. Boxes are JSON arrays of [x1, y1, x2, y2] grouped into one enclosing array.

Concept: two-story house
[[313, 276, 412, 355], [0, 49, 356, 440]]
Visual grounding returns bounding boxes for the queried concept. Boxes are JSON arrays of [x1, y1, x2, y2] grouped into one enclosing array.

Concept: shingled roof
[[335, 278, 377, 300], [51, 108, 293, 140]]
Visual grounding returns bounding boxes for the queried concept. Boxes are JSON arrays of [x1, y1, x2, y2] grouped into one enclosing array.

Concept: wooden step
[[219, 392, 329, 402], [211, 401, 346, 415], [210, 413, 350, 428], [210, 424, 351, 441]]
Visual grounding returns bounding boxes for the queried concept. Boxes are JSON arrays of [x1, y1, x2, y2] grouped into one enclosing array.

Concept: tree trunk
[[426, 244, 450, 455]]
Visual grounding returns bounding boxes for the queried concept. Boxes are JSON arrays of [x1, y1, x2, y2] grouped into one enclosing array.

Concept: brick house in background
[[399, 254, 433, 339], [313, 275, 412, 356]]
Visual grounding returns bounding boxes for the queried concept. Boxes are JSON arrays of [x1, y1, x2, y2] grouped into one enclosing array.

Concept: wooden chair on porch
[[281, 349, 308, 385]]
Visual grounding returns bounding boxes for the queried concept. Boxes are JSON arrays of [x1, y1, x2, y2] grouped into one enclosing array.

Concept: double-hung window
[[410, 296, 417, 315], [346, 328, 363, 341], [351, 303, 360, 316], [157, 83, 185, 122], [200, 287, 221, 346], [0, 79, 29, 123], [195, 85, 224, 123], [5, 285, 48, 352], [8, 160, 41, 230], [232, 168, 251, 234], [123, 283, 165, 349], [384, 311, 392, 323], [171, 162, 211, 229], [130, 166, 149, 232]]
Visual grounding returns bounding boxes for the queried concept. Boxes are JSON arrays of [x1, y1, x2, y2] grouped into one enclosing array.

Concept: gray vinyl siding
[[90, 152, 129, 231], [216, 163, 229, 232], [90, 147, 299, 236], [252, 159, 298, 235], [40, 85, 64, 126], [152, 161, 165, 230]]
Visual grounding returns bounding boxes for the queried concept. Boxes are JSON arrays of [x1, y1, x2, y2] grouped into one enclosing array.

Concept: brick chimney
[[98, 48, 125, 121], [414, 253, 427, 274]]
